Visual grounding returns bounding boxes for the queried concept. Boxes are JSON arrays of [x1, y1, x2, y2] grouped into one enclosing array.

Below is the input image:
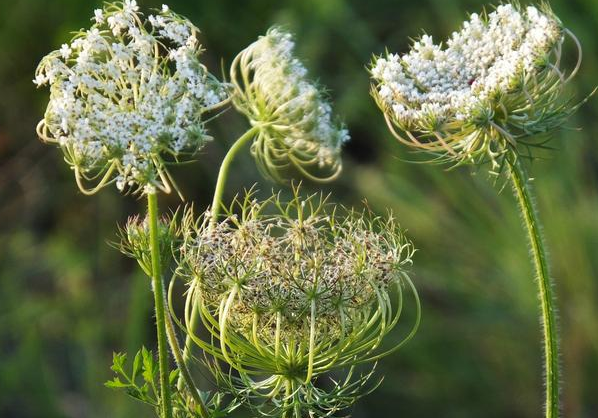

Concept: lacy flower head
[[230, 28, 349, 182], [176, 189, 419, 416], [34, 1, 228, 195], [371, 3, 584, 170]]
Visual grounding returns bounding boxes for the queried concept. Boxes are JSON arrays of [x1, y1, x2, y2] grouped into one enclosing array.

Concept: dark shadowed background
[[1, 0, 597, 417]]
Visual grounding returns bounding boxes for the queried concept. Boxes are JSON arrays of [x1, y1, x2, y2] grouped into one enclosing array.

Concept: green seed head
[[177, 188, 419, 415]]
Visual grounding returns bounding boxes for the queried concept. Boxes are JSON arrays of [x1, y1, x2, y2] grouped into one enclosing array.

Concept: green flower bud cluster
[[116, 211, 181, 277], [176, 190, 419, 416]]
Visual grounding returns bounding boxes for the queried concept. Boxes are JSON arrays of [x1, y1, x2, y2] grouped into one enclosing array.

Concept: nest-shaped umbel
[[230, 28, 349, 182], [176, 191, 419, 415], [371, 3, 583, 170], [35, 1, 228, 194]]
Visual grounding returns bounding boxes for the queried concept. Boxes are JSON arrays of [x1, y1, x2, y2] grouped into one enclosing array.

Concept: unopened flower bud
[[231, 28, 349, 182]]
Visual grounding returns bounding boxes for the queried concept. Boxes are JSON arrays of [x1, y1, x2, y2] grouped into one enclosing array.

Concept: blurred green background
[[1, 0, 597, 416]]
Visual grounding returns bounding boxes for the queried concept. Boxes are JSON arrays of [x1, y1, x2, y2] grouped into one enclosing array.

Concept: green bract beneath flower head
[[371, 3, 583, 170], [231, 28, 349, 183], [178, 189, 418, 415], [35, 1, 228, 195]]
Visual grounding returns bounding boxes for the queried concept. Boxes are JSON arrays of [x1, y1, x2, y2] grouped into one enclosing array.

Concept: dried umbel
[[176, 190, 419, 416], [230, 28, 349, 182], [34, 1, 228, 195], [371, 3, 583, 170]]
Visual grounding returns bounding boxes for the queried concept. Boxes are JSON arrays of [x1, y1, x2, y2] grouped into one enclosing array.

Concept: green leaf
[[105, 377, 130, 389], [110, 352, 126, 373], [132, 350, 143, 381], [125, 387, 144, 402], [140, 382, 150, 396], [141, 346, 150, 363], [168, 369, 179, 385], [142, 347, 153, 369]]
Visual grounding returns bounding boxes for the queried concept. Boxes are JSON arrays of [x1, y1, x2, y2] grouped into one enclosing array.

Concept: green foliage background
[[1, 0, 597, 417]]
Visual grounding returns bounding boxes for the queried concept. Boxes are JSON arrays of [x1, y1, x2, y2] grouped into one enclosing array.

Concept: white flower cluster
[[231, 28, 349, 181], [35, 1, 228, 194], [371, 4, 562, 126]]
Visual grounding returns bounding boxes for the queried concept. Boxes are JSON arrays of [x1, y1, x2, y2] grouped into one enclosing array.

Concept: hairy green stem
[[178, 126, 258, 387], [147, 192, 173, 418], [164, 309, 209, 417], [508, 159, 559, 418]]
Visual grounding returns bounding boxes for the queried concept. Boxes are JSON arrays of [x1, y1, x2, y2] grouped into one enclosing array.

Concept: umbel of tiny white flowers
[[34, 1, 228, 196], [173, 188, 420, 416], [230, 28, 350, 183], [371, 3, 585, 171]]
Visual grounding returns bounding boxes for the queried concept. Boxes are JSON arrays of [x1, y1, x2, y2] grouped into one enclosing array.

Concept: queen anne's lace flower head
[[371, 3, 584, 170], [35, 1, 228, 195], [230, 28, 349, 183], [177, 189, 418, 416]]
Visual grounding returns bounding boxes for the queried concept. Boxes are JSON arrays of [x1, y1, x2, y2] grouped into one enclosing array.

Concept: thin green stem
[[178, 126, 258, 386], [147, 192, 173, 418], [283, 379, 294, 418], [177, 301, 200, 391], [508, 159, 559, 418], [164, 312, 209, 417], [304, 299, 316, 384], [292, 379, 302, 418], [210, 126, 260, 225]]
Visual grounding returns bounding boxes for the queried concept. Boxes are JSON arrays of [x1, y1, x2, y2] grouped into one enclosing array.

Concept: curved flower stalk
[[370, 4, 591, 417], [33, 2, 230, 417], [371, 3, 583, 171], [34, 1, 228, 196], [229, 28, 349, 183], [175, 190, 420, 417]]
